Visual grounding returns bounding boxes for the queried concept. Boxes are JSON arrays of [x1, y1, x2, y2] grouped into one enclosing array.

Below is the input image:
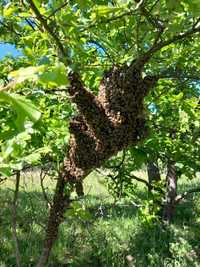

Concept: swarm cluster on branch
[[63, 64, 158, 182]]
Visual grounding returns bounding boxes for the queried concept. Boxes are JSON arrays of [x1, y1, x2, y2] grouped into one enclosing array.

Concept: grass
[[0, 171, 200, 266]]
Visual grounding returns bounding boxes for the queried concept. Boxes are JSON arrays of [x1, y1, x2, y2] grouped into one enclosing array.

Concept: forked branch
[[135, 17, 200, 67]]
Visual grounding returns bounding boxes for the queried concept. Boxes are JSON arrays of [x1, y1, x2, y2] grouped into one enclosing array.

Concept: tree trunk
[[147, 160, 161, 192], [75, 181, 84, 196], [37, 65, 159, 266], [162, 161, 177, 223], [36, 174, 70, 267]]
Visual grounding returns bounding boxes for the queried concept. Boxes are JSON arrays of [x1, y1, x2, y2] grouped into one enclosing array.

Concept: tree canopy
[[0, 0, 200, 266]]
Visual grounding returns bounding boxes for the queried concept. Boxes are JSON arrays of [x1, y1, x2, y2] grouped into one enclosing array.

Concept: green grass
[[0, 171, 200, 267]]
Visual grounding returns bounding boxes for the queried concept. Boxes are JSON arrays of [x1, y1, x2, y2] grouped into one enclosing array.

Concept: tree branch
[[149, 0, 160, 13], [140, 4, 164, 32], [81, 0, 144, 31], [157, 73, 200, 81], [28, 0, 70, 65], [40, 169, 52, 208], [133, 0, 165, 48], [36, 174, 71, 267], [175, 186, 200, 204], [135, 17, 200, 67], [47, 1, 69, 19], [0, 21, 22, 37], [87, 40, 115, 63], [128, 174, 150, 188], [11, 171, 21, 267]]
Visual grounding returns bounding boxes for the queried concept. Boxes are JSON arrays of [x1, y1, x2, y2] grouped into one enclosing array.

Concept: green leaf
[[10, 162, 23, 171], [0, 164, 12, 177], [129, 147, 147, 168], [66, 201, 92, 220], [91, 5, 127, 20], [8, 65, 45, 84], [22, 146, 51, 164], [32, 0, 40, 10], [0, 92, 41, 131], [39, 63, 69, 87], [166, 0, 181, 11], [182, 0, 200, 16], [95, 5, 125, 15], [3, 4, 17, 17]]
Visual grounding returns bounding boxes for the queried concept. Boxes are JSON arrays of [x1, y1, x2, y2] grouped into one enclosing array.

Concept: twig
[[128, 174, 150, 187], [175, 186, 200, 204], [122, 20, 129, 51], [40, 169, 52, 208], [24, 18, 36, 30], [135, 17, 200, 67], [135, 0, 165, 48], [47, 1, 69, 19], [106, 150, 126, 169], [136, 14, 141, 55], [149, 0, 160, 13], [27, 0, 70, 65], [11, 171, 21, 267], [0, 177, 7, 184], [140, 5, 164, 32], [81, 0, 144, 31], [87, 40, 115, 64], [0, 21, 22, 37], [157, 72, 200, 81], [0, 81, 16, 92]]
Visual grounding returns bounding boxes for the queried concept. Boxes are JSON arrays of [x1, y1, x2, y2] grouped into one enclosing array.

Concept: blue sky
[[0, 43, 22, 59]]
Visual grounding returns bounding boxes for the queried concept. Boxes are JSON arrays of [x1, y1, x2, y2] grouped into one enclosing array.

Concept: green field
[[0, 171, 200, 267]]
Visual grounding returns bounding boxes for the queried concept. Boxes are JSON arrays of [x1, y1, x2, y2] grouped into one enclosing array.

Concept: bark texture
[[163, 161, 177, 223], [36, 175, 70, 267]]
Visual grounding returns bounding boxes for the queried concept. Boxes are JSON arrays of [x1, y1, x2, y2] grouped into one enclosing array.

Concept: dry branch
[[175, 186, 200, 204], [11, 171, 21, 267], [40, 170, 52, 208]]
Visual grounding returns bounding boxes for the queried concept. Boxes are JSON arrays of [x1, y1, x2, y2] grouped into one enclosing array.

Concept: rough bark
[[36, 174, 70, 267], [163, 161, 177, 223]]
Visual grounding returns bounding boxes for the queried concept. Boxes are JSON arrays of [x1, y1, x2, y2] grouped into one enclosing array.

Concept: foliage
[[0, 0, 199, 179], [0, 0, 200, 265]]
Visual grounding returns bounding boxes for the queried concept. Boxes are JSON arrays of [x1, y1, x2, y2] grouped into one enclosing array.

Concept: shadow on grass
[[0, 188, 49, 267], [0, 182, 200, 267]]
